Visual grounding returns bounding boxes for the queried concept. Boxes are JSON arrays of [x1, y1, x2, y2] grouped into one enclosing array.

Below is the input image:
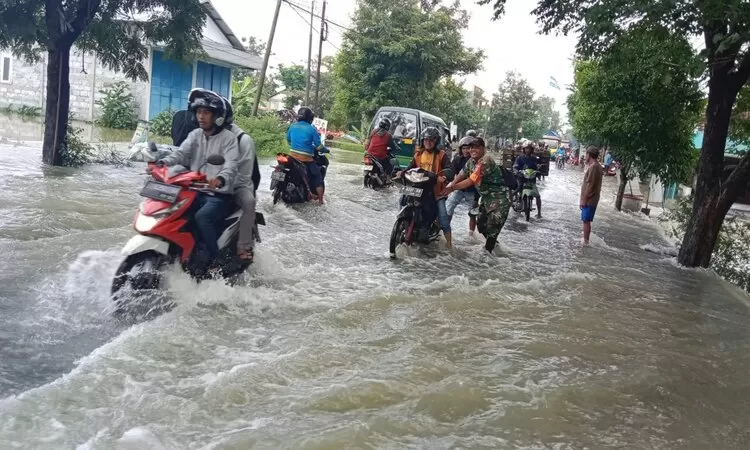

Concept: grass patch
[[234, 115, 288, 157], [329, 139, 363, 153]]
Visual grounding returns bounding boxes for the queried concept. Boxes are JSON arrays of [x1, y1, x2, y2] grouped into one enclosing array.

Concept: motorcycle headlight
[[135, 213, 159, 232], [404, 172, 428, 184], [139, 198, 188, 219]]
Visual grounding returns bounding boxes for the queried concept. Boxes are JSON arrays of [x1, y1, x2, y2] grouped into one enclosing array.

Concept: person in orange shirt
[[396, 127, 454, 248]]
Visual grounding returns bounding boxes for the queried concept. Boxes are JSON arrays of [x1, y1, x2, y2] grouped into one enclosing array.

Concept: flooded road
[[1, 143, 749, 449]]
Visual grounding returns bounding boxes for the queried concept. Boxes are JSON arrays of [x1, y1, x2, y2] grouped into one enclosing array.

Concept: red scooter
[[111, 153, 264, 319]]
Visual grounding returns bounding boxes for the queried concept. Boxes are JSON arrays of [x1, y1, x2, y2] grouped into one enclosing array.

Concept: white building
[[0, 0, 261, 123]]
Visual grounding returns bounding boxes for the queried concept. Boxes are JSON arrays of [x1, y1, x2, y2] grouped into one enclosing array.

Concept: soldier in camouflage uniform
[[442, 137, 511, 253]]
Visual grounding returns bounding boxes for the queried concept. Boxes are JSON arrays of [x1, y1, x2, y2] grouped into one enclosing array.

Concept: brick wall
[[0, 48, 149, 122], [0, 57, 45, 110]]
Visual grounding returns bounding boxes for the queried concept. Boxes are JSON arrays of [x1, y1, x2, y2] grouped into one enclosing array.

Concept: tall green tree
[[330, 0, 483, 127], [234, 37, 266, 80], [534, 96, 561, 133], [275, 64, 306, 109], [426, 78, 485, 135], [232, 64, 307, 115], [0, 0, 205, 166], [312, 56, 337, 119], [481, 0, 750, 268], [569, 26, 703, 211], [487, 71, 536, 139], [520, 96, 561, 142], [243, 37, 266, 56]]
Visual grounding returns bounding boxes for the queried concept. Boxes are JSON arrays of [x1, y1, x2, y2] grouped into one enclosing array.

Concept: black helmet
[[465, 129, 478, 137], [188, 89, 226, 126], [458, 136, 474, 148], [378, 118, 391, 131], [297, 106, 315, 123], [222, 96, 234, 126], [421, 126, 441, 143], [187, 88, 211, 109]]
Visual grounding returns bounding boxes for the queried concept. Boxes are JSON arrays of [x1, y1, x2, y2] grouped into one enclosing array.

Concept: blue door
[[196, 61, 231, 98], [149, 50, 193, 119]]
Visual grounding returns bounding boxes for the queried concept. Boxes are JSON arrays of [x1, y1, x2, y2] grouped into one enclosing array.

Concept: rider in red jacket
[[364, 118, 400, 176]]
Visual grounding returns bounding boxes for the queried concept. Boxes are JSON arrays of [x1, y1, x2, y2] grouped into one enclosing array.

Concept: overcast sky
[[212, 0, 578, 123]]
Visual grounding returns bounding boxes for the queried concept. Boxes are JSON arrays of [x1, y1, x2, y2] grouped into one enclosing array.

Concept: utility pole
[[313, 0, 327, 108], [252, 0, 283, 117], [304, 0, 315, 104]]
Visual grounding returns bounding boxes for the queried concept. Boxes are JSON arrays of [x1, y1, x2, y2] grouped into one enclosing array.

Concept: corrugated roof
[[201, 39, 262, 70], [199, 0, 245, 51], [117, 1, 261, 70]]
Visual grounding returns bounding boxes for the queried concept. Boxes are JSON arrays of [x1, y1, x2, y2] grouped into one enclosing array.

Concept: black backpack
[[170, 110, 197, 146], [236, 132, 261, 193]]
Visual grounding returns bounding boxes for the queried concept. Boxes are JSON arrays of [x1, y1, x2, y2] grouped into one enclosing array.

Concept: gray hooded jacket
[[161, 127, 240, 194], [227, 123, 256, 191]]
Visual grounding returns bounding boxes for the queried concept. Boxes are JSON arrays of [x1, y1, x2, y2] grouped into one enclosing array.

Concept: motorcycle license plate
[[140, 180, 181, 203], [363, 165, 374, 171], [401, 186, 423, 197], [271, 171, 286, 182]]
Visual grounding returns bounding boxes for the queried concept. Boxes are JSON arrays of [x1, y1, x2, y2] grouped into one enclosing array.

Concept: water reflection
[[0, 113, 133, 143]]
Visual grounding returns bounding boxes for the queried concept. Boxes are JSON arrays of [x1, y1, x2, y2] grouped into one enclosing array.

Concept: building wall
[[202, 18, 232, 46], [0, 54, 45, 111], [0, 49, 149, 122]]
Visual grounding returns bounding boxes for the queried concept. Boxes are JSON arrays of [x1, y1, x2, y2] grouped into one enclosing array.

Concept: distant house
[[541, 129, 561, 148], [0, 0, 261, 123]]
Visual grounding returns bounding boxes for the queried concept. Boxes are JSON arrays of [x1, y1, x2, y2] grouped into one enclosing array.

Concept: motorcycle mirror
[[206, 154, 225, 166]]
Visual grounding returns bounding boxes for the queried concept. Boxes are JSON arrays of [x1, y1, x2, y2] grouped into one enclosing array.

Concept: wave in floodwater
[[1, 146, 750, 449]]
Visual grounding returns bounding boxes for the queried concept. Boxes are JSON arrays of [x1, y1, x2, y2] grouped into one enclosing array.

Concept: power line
[[282, 0, 352, 32], [282, 0, 340, 53], [285, 0, 315, 29]]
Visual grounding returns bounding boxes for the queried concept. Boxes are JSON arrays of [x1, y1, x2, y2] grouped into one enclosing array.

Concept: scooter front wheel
[[389, 218, 411, 258], [111, 251, 170, 321], [523, 196, 531, 222]]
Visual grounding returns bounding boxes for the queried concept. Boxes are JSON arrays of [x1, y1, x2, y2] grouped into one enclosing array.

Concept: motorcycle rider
[[286, 106, 329, 204], [443, 137, 511, 254], [157, 89, 239, 269], [221, 96, 258, 262], [396, 126, 454, 248], [556, 145, 566, 167], [513, 140, 543, 218], [364, 117, 400, 178], [446, 136, 479, 236], [465, 129, 478, 138]]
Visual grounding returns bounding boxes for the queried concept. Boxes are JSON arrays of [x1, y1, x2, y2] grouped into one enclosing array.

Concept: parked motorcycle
[[112, 147, 265, 320], [512, 168, 539, 222], [389, 168, 441, 258], [270, 152, 329, 204], [604, 161, 619, 177], [363, 152, 400, 189]]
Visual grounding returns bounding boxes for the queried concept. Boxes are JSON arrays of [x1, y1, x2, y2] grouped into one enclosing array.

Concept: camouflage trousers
[[476, 194, 511, 240]]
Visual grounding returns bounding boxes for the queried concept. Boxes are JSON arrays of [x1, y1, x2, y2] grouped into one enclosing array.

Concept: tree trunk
[[42, 46, 71, 166], [677, 71, 739, 268], [614, 162, 630, 211]]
